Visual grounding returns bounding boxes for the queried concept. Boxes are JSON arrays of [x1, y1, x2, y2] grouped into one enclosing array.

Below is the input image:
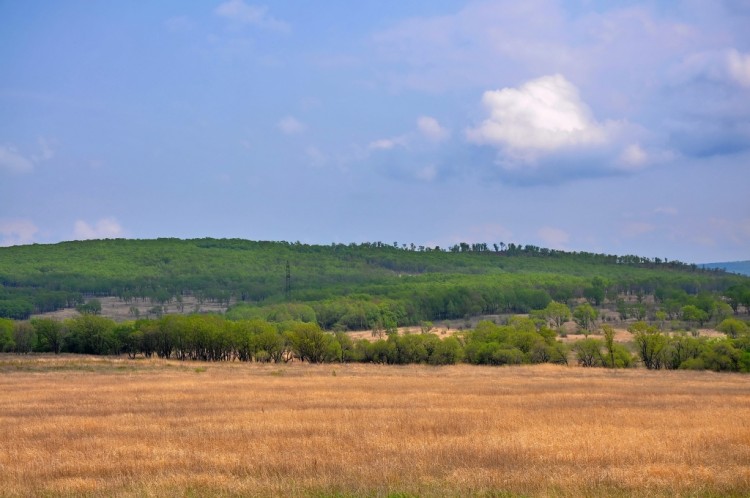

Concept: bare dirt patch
[[31, 296, 232, 322]]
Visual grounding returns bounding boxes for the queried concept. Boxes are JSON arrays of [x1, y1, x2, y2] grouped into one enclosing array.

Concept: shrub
[[717, 318, 749, 339], [491, 348, 524, 365]]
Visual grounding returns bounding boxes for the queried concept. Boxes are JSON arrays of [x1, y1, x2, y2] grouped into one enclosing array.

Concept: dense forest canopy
[[0, 238, 748, 324]]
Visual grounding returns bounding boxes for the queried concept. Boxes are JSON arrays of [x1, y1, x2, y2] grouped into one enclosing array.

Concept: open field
[[1, 356, 749, 497]]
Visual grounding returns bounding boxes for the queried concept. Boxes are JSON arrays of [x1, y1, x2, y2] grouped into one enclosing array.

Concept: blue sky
[[1, 0, 749, 263]]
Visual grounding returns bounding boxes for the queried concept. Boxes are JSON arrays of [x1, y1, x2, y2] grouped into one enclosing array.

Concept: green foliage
[[1, 238, 745, 325], [226, 302, 317, 323], [76, 299, 102, 315], [573, 338, 604, 367], [31, 318, 66, 353], [64, 315, 117, 355], [287, 322, 339, 363], [630, 322, 666, 370], [1, 238, 750, 373], [539, 301, 571, 330], [0, 299, 34, 320], [3, 309, 749, 373], [462, 319, 566, 366], [573, 302, 598, 334], [724, 283, 750, 313], [0, 318, 14, 352], [717, 318, 749, 338], [681, 305, 709, 327], [428, 336, 464, 365], [700, 341, 743, 372]]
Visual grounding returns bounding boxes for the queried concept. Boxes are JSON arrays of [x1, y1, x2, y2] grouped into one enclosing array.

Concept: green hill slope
[[1, 238, 747, 323]]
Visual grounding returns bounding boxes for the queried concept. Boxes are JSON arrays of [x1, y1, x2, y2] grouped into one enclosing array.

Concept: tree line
[[2, 312, 749, 372]]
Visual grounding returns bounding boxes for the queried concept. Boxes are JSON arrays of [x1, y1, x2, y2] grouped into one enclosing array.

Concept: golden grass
[[1, 356, 749, 497]]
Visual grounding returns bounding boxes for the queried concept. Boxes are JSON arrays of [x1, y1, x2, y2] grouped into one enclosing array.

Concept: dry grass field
[[1, 356, 749, 497]]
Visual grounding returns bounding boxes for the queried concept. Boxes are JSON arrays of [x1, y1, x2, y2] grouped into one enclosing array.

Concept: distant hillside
[[702, 261, 750, 276], [1, 238, 748, 322]]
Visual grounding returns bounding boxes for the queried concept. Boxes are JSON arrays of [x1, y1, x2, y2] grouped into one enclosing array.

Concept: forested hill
[[1, 238, 748, 322]]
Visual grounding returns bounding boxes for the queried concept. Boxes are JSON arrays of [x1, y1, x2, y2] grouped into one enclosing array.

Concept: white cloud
[[622, 222, 655, 238], [0, 144, 34, 173], [617, 143, 648, 170], [417, 116, 450, 142], [466, 74, 614, 162], [368, 136, 408, 151], [305, 146, 327, 166], [414, 164, 437, 182], [672, 48, 750, 88], [73, 218, 124, 240], [277, 116, 306, 135], [369, 116, 449, 154], [0, 138, 55, 173], [537, 226, 569, 249], [0, 219, 38, 246], [215, 0, 290, 33], [618, 143, 675, 172], [31, 137, 54, 162], [727, 49, 750, 87]]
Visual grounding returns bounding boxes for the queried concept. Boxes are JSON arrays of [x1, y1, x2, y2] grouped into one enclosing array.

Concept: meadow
[[1, 356, 749, 497]]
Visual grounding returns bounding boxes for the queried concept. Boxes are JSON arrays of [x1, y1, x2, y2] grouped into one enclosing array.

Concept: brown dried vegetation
[[1, 355, 749, 497]]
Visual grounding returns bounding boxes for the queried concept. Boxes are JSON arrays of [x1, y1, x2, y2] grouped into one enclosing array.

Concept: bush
[[573, 338, 603, 367], [717, 318, 749, 338], [491, 348, 524, 365], [700, 341, 742, 372], [428, 337, 463, 365], [679, 357, 705, 370]]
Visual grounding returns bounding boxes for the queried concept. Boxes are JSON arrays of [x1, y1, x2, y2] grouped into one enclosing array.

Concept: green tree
[[288, 322, 337, 363], [542, 301, 572, 330], [64, 315, 117, 355], [12, 322, 35, 353], [663, 333, 703, 369], [573, 338, 604, 367], [717, 318, 749, 339], [428, 337, 464, 365], [573, 303, 598, 335], [76, 299, 102, 315], [0, 318, 14, 352], [630, 321, 666, 370], [31, 318, 66, 354], [713, 302, 734, 323], [682, 305, 708, 327], [601, 324, 616, 368]]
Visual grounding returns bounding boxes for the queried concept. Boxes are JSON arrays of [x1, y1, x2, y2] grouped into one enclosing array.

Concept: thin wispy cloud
[[0, 219, 38, 246], [277, 116, 306, 135], [0, 139, 54, 173], [215, 0, 290, 33], [0, 144, 34, 173], [73, 218, 125, 240], [417, 116, 450, 142]]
